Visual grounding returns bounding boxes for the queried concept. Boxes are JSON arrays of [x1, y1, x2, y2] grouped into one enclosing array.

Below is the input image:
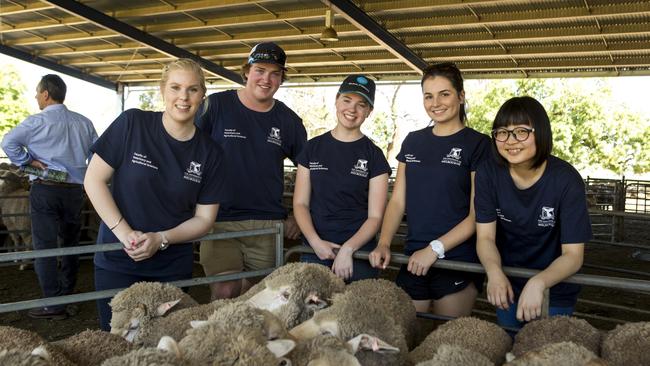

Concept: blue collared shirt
[[1, 104, 98, 184]]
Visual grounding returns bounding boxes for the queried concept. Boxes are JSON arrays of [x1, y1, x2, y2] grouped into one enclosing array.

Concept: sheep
[[504, 341, 607, 366], [52, 329, 133, 365], [245, 262, 347, 328], [407, 317, 511, 366], [414, 344, 494, 366], [178, 304, 295, 365], [109, 281, 198, 343], [601, 321, 650, 366], [101, 335, 190, 366], [511, 316, 601, 358], [0, 348, 53, 366], [109, 263, 345, 346], [0, 326, 74, 366], [289, 335, 361, 366], [343, 278, 417, 348], [290, 285, 406, 366]]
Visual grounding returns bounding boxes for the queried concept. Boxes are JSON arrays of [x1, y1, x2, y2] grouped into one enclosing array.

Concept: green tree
[[0, 65, 31, 136], [137, 90, 163, 111]]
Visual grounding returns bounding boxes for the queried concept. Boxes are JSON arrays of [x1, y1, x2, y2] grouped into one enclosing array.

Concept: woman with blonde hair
[[84, 58, 228, 330]]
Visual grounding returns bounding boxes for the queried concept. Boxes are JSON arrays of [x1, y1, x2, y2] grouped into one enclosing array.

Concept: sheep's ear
[[31, 345, 51, 360], [266, 339, 296, 358], [305, 292, 328, 310], [190, 320, 208, 328], [348, 334, 399, 354], [156, 299, 181, 316], [157, 336, 182, 358]]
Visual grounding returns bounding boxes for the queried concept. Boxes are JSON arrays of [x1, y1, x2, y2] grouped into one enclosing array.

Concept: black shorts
[[395, 265, 484, 301]]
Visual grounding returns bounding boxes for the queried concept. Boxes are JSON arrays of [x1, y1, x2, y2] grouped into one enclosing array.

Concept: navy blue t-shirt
[[397, 126, 490, 260], [92, 109, 228, 276], [474, 155, 593, 307], [296, 132, 391, 246], [196, 90, 307, 221]]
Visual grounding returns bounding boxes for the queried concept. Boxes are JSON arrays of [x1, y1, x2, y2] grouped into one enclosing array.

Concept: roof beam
[[0, 44, 116, 90], [42, 0, 243, 85], [322, 0, 427, 73]]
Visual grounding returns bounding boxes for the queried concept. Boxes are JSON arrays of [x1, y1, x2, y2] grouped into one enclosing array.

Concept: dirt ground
[[1, 221, 649, 343]]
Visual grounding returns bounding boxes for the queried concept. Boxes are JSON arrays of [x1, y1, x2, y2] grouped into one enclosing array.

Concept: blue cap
[[338, 75, 375, 107]]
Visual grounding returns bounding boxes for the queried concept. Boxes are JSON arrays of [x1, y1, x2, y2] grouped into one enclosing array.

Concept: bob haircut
[[420, 62, 466, 123], [491, 96, 552, 169]]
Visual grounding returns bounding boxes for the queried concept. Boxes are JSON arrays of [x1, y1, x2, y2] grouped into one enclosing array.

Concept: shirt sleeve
[[195, 94, 216, 137], [396, 132, 413, 163], [90, 110, 132, 169], [559, 167, 593, 244], [470, 134, 492, 171], [369, 144, 391, 179], [197, 143, 230, 205], [474, 161, 498, 223], [295, 139, 311, 168], [1, 116, 36, 166]]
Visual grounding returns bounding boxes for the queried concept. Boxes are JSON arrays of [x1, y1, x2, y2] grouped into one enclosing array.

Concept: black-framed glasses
[[491, 127, 535, 142]]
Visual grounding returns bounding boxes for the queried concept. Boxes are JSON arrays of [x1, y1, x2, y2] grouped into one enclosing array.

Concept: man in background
[[2, 74, 97, 319]]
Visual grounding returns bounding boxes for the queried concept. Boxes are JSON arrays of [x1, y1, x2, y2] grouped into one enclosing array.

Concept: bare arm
[[333, 172, 389, 279], [517, 243, 584, 321], [476, 221, 514, 310], [292, 164, 340, 260], [369, 162, 406, 269]]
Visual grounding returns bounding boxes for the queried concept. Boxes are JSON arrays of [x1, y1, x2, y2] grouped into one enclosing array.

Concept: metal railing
[[0, 225, 283, 314]]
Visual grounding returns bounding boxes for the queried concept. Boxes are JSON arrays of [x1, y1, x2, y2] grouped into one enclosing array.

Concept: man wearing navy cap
[[196, 42, 307, 300]]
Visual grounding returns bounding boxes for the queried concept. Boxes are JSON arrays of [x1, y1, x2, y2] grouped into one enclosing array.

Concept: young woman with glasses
[[369, 63, 491, 317], [474, 96, 592, 331]]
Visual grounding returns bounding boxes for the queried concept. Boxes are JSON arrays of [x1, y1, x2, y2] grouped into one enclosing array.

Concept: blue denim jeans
[[30, 183, 84, 311], [496, 303, 575, 336]]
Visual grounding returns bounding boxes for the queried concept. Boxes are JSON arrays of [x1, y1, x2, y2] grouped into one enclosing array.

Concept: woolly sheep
[[0, 326, 74, 366], [0, 348, 52, 366], [246, 262, 346, 329], [289, 335, 361, 366], [504, 341, 606, 366], [101, 335, 190, 366], [109, 281, 198, 344], [52, 329, 133, 365], [601, 321, 650, 366], [414, 344, 494, 366], [178, 304, 295, 365], [344, 279, 417, 348], [407, 317, 511, 366], [290, 286, 406, 366], [511, 316, 601, 358]]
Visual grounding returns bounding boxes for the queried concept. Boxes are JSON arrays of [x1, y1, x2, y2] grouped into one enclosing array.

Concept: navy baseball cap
[[338, 75, 375, 107], [247, 42, 287, 70]]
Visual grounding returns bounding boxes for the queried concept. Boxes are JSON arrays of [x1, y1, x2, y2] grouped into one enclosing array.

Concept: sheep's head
[[246, 263, 345, 328], [0, 347, 53, 366]]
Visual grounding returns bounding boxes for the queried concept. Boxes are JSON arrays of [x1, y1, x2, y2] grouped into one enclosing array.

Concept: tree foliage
[[0, 65, 31, 136]]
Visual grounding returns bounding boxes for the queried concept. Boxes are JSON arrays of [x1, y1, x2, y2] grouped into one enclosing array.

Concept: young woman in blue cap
[[293, 75, 390, 282], [475, 96, 591, 330], [369, 63, 491, 317]]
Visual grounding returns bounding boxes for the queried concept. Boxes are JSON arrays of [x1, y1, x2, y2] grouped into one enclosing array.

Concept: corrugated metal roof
[[1, 0, 649, 89]]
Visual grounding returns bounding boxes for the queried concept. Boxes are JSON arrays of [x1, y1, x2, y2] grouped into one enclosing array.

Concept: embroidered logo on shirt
[[309, 161, 328, 171], [350, 159, 369, 178], [404, 154, 421, 163], [131, 152, 158, 170], [538, 206, 556, 227], [224, 128, 246, 139], [496, 208, 512, 223], [184, 161, 202, 183], [267, 126, 282, 146], [441, 148, 463, 166]]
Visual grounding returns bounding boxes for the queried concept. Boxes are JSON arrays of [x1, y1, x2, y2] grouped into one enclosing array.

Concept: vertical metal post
[[541, 287, 550, 318], [275, 222, 284, 267]]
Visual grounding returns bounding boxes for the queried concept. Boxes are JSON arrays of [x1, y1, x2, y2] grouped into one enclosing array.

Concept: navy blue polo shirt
[[296, 132, 390, 245], [196, 90, 307, 221], [475, 155, 593, 306], [92, 109, 228, 276], [397, 126, 490, 260]]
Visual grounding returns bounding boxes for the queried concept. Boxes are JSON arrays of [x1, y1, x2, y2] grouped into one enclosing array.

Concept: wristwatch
[[159, 232, 170, 251], [429, 239, 445, 259]]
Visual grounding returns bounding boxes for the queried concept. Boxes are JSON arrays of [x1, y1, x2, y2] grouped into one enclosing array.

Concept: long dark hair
[[421, 62, 466, 123]]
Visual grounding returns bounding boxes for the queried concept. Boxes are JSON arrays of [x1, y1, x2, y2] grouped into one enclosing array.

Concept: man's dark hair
[[38, 74, 67, 103]]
